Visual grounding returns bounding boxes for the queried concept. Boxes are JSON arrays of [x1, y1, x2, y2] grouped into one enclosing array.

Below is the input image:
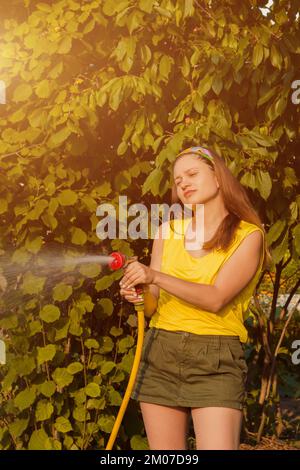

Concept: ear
[[214, 175, 220, 189]]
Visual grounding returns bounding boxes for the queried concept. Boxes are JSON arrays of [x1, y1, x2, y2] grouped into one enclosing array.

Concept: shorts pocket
[[141, 329, 161, 365], [226, 342, 248, 380], [190, 343, 218, 371]]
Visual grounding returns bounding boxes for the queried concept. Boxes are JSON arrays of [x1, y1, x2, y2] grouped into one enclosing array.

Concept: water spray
[[0, 249, 145, 448]]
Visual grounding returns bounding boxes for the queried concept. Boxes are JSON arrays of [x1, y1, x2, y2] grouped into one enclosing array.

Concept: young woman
[[119, 146, 271, 450]]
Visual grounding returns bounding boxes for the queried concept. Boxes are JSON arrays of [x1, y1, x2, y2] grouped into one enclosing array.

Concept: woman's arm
[[122, 230, 263, 314]]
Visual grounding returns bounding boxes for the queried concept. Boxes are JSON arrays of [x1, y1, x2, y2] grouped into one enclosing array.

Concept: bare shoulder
[[213, 226, 264, 311]]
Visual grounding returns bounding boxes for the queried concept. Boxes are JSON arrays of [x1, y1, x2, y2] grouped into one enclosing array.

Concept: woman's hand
[[119, 261, 155, 289], [119, 285, 144, 304]]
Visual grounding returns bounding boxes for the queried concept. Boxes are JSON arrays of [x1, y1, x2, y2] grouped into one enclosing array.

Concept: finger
[[120, 274, 134, 287], [120, 288, 137, 296], [125, 274, 143, 288], [124, 261, 139, 273]]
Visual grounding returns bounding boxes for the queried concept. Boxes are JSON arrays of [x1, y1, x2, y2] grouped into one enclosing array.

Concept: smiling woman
[[120, 145, 272, 451]]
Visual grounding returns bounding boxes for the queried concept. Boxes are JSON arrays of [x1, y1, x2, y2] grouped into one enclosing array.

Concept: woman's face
[[173, 154, 220, 207]]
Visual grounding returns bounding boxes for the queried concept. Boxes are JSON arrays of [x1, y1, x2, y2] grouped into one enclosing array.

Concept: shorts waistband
[[149, 327, 241, 345]]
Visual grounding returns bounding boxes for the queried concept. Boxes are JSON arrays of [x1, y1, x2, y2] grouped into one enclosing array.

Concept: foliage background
[[0, 0, 299, 449]]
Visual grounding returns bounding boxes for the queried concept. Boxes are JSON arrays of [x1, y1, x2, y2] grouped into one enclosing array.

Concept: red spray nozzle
[[108, 252, 127, 270], [108, 252, 138, 271]]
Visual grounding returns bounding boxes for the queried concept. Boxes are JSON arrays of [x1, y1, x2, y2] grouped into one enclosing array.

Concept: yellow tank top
[[149, 217, 265, 343]]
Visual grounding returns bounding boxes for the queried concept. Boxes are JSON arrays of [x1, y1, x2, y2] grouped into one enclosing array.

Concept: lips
[[183, 190, 196, 197]]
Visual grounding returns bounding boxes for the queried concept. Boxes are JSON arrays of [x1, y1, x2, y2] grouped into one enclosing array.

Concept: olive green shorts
[[131, 327, 248, 411]]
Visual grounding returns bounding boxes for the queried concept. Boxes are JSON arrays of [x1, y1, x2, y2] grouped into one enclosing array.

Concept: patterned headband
[[176, 146, 214, 164]]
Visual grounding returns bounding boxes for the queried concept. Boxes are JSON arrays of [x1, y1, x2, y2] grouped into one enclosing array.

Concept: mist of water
[[0, 250, 116, 313]]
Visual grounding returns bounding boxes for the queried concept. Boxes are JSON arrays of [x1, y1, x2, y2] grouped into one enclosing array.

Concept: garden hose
[[105, 253, 146, 450]]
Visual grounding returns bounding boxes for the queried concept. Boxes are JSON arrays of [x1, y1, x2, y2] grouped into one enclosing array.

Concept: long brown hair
[[170, 148, 272, 270]]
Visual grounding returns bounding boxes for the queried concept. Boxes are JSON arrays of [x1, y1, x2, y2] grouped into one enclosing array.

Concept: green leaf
[[40, 304, 60, 323], [55, 417, 73, 433], [28, 429, 51, 450], [52, 368, 74, 388], [98, 415, 115, 433], [21, 272, 46, 295], [181, 56, 190, 78], [271, 230, 289, 264], [292, 224, 300, 256], [139, 0, 154, 13], [140, 44, 152, 65], [95, 181, 111, 197], [270, 44, 282, 69], [40, 381, 56, 398], [8, 418, 29, 440], [98, 298, 114, 316], [95, 274, 115, 291], [266, 220, 286, 245], [109, 83, 123, 110], [53, 283, 73, 302], [57, 189, 78, 206], [36, 80, 51, 98], [108, 388, 122, 405], [252, 43, 264, 67], [25, 236, 43, 254], [13, 84, 32, 102], [117, 141, 128, 156], [193, 92, 204, 113], [159, 55, 173, 82], [257, 86, 278, 107], [283, 167, 297, 189], [71, 227, 87, 245], [249, 130, 275, 147], [79, 263, 101, 278], [55, 319, 70, 341], [240, 172, 256, 191], [35, 400, 54, 421], [101, 361, 115, 375], [37, 3, 52, 12], [48, 127, 71, 148], [0, 199, 8, 214], [15, 387, 36, 411], [255, 170, 272, 200], [118, 336, 134, 353], [37, 344, 56, 365], [110, 327, 123, 337], [73, 406, 90, 422], [67, 362, 84, 375], [130, 434, 149, 450], [84, 339, 99, 349], [142, 168, 163, 196], [184, 0, 195, 18], [154, 6, 172, 19], [85, 383, 101, 397], [57, 36, 72, 54], [212, 75, 223, 95]]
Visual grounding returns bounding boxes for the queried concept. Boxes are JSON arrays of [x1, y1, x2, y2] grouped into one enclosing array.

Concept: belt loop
[[212, 335, 220, 349], [153, 328, 159, 339]]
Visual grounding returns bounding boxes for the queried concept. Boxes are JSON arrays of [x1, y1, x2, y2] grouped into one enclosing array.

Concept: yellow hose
[[105, 301, 145, 450]]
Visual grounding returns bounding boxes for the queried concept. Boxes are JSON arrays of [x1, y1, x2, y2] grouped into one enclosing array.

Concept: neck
[[191, 196, 229, 232]]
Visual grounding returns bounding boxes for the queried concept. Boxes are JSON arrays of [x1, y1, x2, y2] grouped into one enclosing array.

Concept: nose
[[180, 178, 191, 190]]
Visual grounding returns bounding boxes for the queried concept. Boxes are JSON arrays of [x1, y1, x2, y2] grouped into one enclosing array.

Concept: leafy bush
[[0, 0, 299, 449]]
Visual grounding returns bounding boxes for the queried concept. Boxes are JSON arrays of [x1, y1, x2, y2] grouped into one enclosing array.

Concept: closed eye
[[175, 172, 198, 185]]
